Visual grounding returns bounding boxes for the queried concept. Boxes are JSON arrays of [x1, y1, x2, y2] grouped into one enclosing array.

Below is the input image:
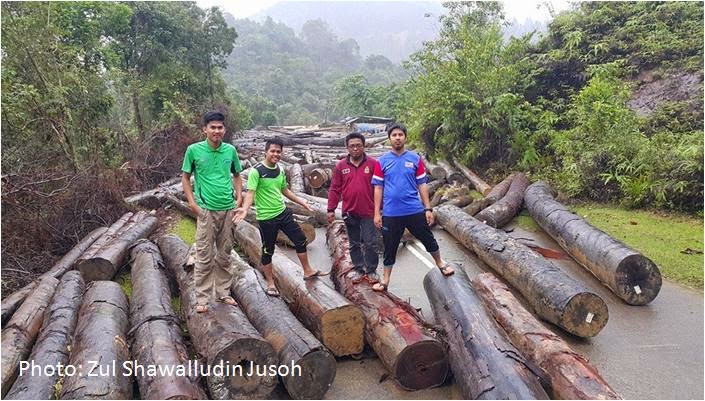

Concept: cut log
[[524, 181, 662, 305], [463, 173, 515, 216], [1, 226, 107, 327], [1, 276, 59, 397], [292, 193, 342, 225], [287, 163, 306, 193], [230, 256, 336, 399], [474, 172, 530, 228], [425, 161, 447, 181], [426, 179, 445, 196], [60, 281, 133, 400], [327, 222, 449, 390], [472, 273, 622, 400], [77, 212, 159, 282], [128, 240, 207, 400], [157, 234, 278, 399], [307, 167, 332, 189], [430, 184, 449, 207], [232, 220, 365, 357], [423, 267, 549, 399], [455, 163, 492, 195], [435, 204, 608, 338], [164, 192, 198, 219], [124, 179, 184, 209], [436, 159, 465, 184], [445, 194, 474, 208], [5, 271, 85, 400]]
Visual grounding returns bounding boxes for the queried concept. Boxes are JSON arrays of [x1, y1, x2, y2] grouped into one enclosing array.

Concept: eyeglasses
[[347, 144, 363, 149]]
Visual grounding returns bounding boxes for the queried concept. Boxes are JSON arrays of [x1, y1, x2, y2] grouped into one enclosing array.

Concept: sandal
[[218, 296, 238, 306], [372, 282, 388, 292], [438, 263, 455, 276], [195, 304, 208, 313], [304, 270, 330, 280], [265, 287, 280, 297]]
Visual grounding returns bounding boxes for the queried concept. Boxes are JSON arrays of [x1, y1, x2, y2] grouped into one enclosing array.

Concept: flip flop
[[266, 287, 280, 297], [438, 263, 455, 276], [195, 304, 208, 313], [304, 270, 329, 280], [372, 282, 388, 292], [218, 296, 238, 306]]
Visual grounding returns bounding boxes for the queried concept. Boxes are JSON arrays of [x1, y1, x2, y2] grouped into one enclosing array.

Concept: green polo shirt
[[181, 140, 242, 211], [247, 162, 287, 221]]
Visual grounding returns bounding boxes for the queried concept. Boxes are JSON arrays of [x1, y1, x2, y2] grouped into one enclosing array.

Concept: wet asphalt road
[[280, 219, 704, 400]]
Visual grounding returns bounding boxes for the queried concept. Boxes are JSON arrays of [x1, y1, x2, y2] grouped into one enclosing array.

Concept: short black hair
[[386, 122, 407, 138], [203, 111, 225, 126], [265, 137, 284, 152], [345, 132, 366, 146]]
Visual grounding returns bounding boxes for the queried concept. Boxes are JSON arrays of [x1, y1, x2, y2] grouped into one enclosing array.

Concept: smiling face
[[264, 143, 282, 166], [389, 128, 406, 151], [203, 120, 225, 148]]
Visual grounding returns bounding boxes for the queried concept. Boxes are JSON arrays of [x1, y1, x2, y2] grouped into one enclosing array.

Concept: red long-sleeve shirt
[[327, 155, 378, 218]]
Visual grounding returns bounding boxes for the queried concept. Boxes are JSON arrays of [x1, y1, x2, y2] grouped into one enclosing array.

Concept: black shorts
[[381, 212, 439, 267], [258, 208, 307, 265]]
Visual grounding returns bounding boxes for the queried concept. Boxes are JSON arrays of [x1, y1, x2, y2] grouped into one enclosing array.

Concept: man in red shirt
[[327, 132, 381, 283]]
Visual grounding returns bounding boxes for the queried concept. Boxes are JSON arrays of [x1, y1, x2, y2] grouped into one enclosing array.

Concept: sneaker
[[347, 270, 364, 283], [366, 272, 380, 284]]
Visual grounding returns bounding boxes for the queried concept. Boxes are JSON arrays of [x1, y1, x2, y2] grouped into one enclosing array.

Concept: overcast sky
[[195, 0, 572, 23]]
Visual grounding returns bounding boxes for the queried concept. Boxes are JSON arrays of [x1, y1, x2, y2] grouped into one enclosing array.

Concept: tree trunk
[[307, 167, 332, 189], [124, 179, 183, 209], [5, 272, 84, 400], [132, 87, 145, 137], [435, 204, 608, 338], [463, 173, 515, 216], [232, 221, 365, 357], [425, 161, 447, 181], [60, 281, 133, 400], [472, 272, 622, 400], [524, 181, 662, 305], [230, 257, 336, 399], [455, 163, 491, 195], [327, 222, 449, 390], [436, 159, 465, 184], [287, 163, 306, 193], [423, 267, 549, 399], [128, 240, 207, 400], [1, 226, 107, 327], [474, 172, 530, 228], [77, 212, 158, 282], [156, 234, 278, 399], [1, 276, 60, 397]]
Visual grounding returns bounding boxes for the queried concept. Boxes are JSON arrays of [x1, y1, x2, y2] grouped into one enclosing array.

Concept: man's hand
[[302, 202, 314, 212], [425, 210, 435, 226], [233, 208, 247, 223], [189, 202, 202, 218], [374, 212, 382, 229], [326, 212, 335, 224]]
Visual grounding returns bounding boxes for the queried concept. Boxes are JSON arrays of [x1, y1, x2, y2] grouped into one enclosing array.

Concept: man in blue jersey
[[371, 123, 454, 292]]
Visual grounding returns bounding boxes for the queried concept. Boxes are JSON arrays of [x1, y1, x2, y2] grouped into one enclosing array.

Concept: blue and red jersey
[[371, 150, 428, 217], [327, 155, 378, 218]]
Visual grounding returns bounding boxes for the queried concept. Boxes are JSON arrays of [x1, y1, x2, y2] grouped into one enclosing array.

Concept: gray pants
[[344, 214, 379, 274], [195, 209, 235, 306]]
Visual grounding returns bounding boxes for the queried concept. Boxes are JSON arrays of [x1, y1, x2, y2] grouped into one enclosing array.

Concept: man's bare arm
[[182, 172, 201, 216]]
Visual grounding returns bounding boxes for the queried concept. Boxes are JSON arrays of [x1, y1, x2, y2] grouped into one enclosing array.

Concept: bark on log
[[5, 272, 85, 400], [1, 276, 60, 397], [435, 204, 608, 338], [60, 281, 133, 400], [474, 172, 530, 228], [307, 167, 332, 189], [426, 179, 445, 196], [445, 194, 474, 208], [524, 181, 662, 305], [463, 173, 515, 216], [423, 267, 549, 399], [455, 163, 492, 195], [232, 220, 365, 356], [230, 257, 336, 399], [157, 234, 278, 399], [77, 212, 159, 282], [128, 240, 207, 400], [1, 227, 107, 327], [291, 193, 342, 225], [164, 192, 198, 219], [287, 163, 306, 193], [124, 180, 184, 209], [327, 222, 449, 390], [425, 161, 447, 181], [301, 163, 335, 176], [436, 159, 465, 184], [472, 273, 622, 400], [430, 185, 449, 207]]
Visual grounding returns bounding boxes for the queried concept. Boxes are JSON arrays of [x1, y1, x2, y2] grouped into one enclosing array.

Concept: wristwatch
[[424, 208, 433, 212]]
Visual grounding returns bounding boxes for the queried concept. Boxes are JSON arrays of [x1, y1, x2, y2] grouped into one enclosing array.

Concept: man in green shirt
[[182, 111, 243, 313], [233, 138, 327, 297]]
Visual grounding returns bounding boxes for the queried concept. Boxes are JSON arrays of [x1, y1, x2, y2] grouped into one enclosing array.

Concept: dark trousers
[[344, 214, 379, 274], [381, 212, 439, 267], [258, 208, 307, 265]]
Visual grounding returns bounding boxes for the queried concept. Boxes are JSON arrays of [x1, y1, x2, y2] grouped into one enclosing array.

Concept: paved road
[[281, 219, 704, 399]]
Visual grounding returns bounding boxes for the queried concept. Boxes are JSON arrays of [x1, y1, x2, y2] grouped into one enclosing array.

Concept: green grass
[[115, 271, 133, 299], [172, 216, 197, 244], [515, 203, 704, 290]]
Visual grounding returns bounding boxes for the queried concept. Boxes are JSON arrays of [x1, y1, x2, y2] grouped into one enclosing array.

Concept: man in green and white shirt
[[182, 111, 242, 313], [234, 137, 327, 297]]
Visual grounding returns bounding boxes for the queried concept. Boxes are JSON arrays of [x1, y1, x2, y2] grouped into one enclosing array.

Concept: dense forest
[[1, 1, 703, 294]]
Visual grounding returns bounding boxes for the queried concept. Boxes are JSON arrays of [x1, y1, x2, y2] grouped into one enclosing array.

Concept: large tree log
[[230, 256, 336, 399], [124, 179, 184, 209], [425, 161, 447, 181], [423, 267, 549, 399], [291, 193, 342, 225], [157, 234, 278, 399], [60, 281, 133, 400], [455, 163, 492, 195], [77, 212, 159, 282], [463, 173, 515, 216], [327, 222, 449, 390], [1, 276, 59, 397], [474, 172, 529, 228], [436, 159, 465, 184], [128, 240, 207, 400], [232, 221, 365, 356], [435, 204, 608, 338], [307, 167, 332, 189], [472, 273, 622, 400], [5, 272, 85, 400], [287, 163, 306, 193], [524, 181, 662, 305], [1, 227, 107, 327]]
